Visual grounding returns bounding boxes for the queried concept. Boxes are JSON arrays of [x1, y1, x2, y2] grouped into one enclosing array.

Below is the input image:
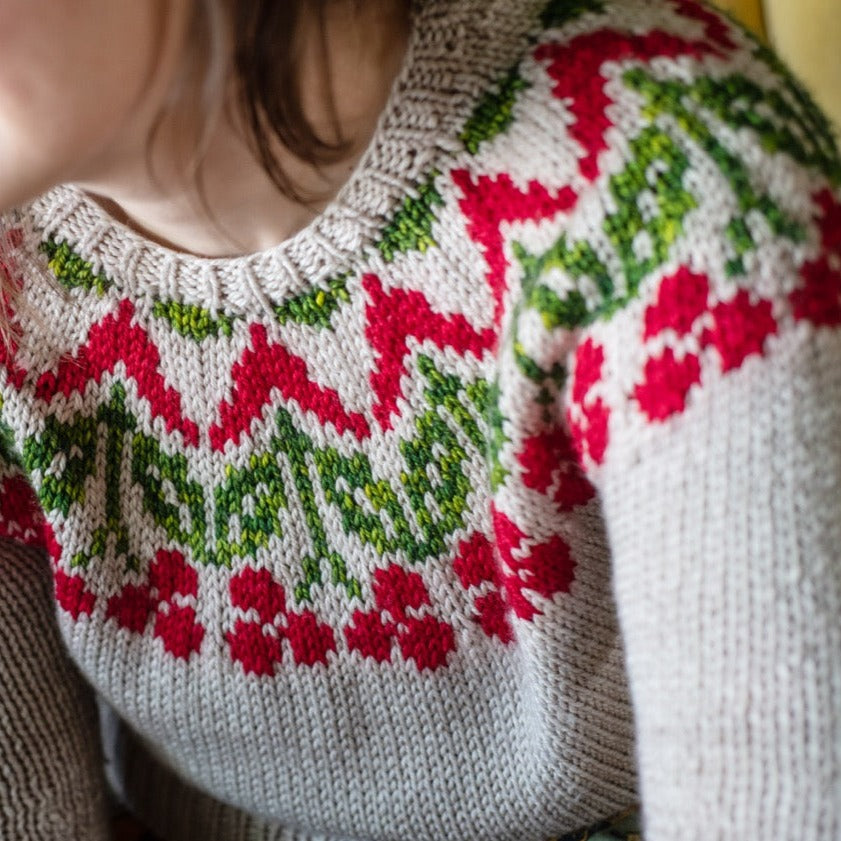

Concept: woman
[[0, 1, 839, 839]]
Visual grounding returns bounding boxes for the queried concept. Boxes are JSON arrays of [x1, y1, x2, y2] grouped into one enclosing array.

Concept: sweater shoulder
[[475, 0, 841, 476], [468, 0, 839, 181]]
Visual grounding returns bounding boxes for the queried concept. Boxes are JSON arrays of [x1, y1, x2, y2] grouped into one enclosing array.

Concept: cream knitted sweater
[[1, 0, 840, 839]]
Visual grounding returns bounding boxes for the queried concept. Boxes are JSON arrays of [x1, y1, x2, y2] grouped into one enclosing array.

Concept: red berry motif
[[492, 509, 576, 622], [790, 189, 841, 327], [452, 533, 514, 644], [635, 267, 777, 422], [567, 338, 610, 465], [227, 566, 335, 675], [345, 564, 455, 671], [106, 549, 204, 661]]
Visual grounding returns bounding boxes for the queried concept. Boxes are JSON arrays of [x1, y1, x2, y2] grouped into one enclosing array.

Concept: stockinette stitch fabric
[[1, 0, 840, 839]]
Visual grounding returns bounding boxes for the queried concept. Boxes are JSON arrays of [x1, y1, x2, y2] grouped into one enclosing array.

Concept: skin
[[0, 0, 411, 256]]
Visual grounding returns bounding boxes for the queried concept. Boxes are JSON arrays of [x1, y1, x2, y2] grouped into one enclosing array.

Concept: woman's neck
[[78, 0, 412, 258]]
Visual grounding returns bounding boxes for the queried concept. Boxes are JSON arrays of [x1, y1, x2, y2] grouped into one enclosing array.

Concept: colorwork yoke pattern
[[1, 1, 840, 839]]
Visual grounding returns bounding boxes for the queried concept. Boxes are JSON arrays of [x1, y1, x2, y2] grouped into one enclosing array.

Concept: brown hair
[[0, 0, 397, 346], [187, 0, 356, 203], [228, 1, 355, 200]]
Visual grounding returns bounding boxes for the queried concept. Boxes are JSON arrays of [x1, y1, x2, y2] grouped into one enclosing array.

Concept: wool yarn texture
[[0, 0, 840, 839]]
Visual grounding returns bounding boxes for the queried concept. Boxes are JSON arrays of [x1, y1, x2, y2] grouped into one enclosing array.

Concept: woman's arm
[[0, 537, 110, 840], [601, 322, 841, 837]]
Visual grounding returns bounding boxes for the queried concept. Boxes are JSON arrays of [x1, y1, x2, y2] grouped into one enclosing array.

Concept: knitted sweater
[[1, 0, 840, 838]]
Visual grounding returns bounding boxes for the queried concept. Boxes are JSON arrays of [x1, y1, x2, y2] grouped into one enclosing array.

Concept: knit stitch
[[1, 0, 840, 838]]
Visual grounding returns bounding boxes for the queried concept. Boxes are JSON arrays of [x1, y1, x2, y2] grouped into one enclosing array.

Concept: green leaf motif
[[378, 176, 445, 262], [274, 274, 350, 329], [152, 300, 235, 341], [461, 65, 530, 155], [40, 239, 112, 295]]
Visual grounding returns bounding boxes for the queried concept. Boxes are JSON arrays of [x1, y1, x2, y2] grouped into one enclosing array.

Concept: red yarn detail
[[670, 0, 739, 51], [634, 348, 701, 421], [42, 522, 62, 564], [791, 258, 841, 326], [229, 566, 286, 625], [54, 569, 97, 619], [791, 190, 841, 327], [568, 399, 609, 467], [362, 273, 497, 430], [105, 583, 154, 634], [492, 507, 526, 566], [154, 605, 205, 660], [453, 532, 498, 589], [0, 475, 45, 544], [210, 322, 370, 451], [473, 591, 514, 644], [105, 549, 204, 660], [227, 619, 283, 677], [643, 267, 710, 339], [396, 615, 456, 672], [284, 610, 338, 667], [500, 535, 576, 622], [0, 336, 27, 391], [149, 548, 199, 601], [535, 25, 728, 181], [227, 565, 335, 673], [814, 189, 841, 251], [452, 170, 578, 325], [344, 562, 456, 671], [492, 509, 575, 621], [35, 299, 199, 447], [567, 339, 609, 465], [452, 532, 514, 643], [571, 338, 605, 405], [344, 610, 393, 664], [371, 564, 430, 623], [518, 428, 596, 511], [706, 291, 777, 372]]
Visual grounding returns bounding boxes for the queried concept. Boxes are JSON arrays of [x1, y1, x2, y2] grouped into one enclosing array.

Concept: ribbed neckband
[[25, 0, 517, 317]]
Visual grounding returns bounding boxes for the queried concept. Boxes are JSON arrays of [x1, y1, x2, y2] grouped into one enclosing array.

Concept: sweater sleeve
[[595, 313, 841, 837], [0, 460, 110, 838], [554, 131, 841, 840], [512, 6, 841, 832]]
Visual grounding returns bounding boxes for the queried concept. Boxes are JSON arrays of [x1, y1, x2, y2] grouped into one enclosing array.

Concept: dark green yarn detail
[[511, 122, 696, 359], [514, 237, 613, 331], [461, 65, 530, 155], [22, 361, 488, 602], [214, 452, 288, 569], [540, 0, 605, 28], [22, 413, 98, 519], [604, 124, 697, 295], [480, 378, 509, 492], [270, 409, 361, 603], [0, 399, 20, 469], [23, 385, 138, 569], [40, 239, 112, 295], [625, 68, 806, 275], [752, 41, 841, 185], [687, 71, 840, 186], [152, 300, 235, 341], [131, 429, 208, 566], [378, 176, 445, 262], [459, 0, 606, 156], [275, 356, 486, 600], [274, 274, 350, 329]]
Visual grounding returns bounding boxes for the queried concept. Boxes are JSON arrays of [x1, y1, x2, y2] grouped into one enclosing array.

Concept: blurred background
[[715, 0, 840, 130]]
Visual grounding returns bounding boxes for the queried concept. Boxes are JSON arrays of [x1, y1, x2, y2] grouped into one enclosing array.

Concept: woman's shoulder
[[449, 0, 838, 187]]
